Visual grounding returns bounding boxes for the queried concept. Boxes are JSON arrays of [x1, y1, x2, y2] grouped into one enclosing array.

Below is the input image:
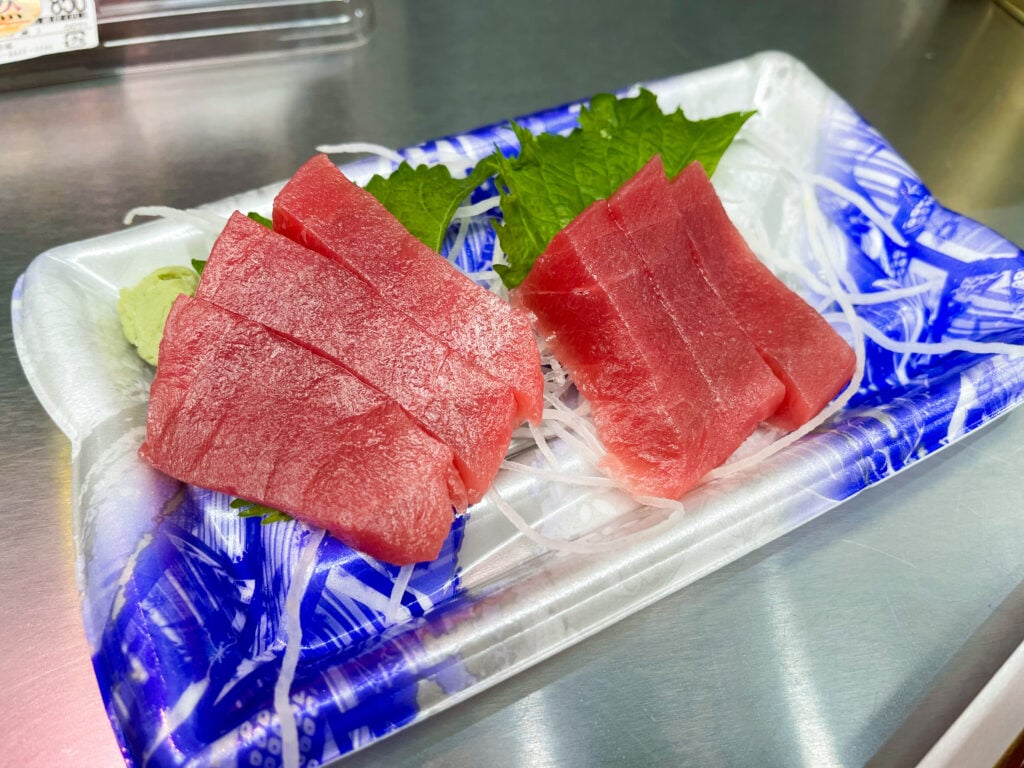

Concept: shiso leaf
[[365, 160, 496, 252], [491, 90, 754, 287]]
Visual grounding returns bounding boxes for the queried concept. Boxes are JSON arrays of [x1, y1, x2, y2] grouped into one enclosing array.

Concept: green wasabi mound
[[118, 265, 199, 365]]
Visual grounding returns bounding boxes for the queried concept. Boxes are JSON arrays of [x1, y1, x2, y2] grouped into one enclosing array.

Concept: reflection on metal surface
[[864, 2, 1024, 242], [995, 0, 1024, 24], [760, 575, 843, 768]]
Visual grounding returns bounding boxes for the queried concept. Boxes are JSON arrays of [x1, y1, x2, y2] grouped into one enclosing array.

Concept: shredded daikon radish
[[490, 233, 509, 269], [275, 526, 325, 768], [485, 487, 676, 555], [841, 281, 937, 305], [541, 401, 605, 459], [545, 354, 568, 387], [445, 217, 471, 267], [856, 319, 1024, 357], [314, 142, 404, 165], [500, 460, 620, 488], [811, 174, 910, 248], [466, 268, 501, 282], [542, 378, 576, 406], [543, 417, 605, 467], [481, 238, 512, 297], [123, 206, 226, 237], [528, 421, 561, 470], [382, 564, 415, 627], [451, 196, 502, 219]]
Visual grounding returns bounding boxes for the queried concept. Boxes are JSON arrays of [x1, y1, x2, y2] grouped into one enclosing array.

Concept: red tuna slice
[[272, 154, 544, 425], [513, 201, 719, 499], [140, 295, 459, 565], [197, 212, 518, 506], [606, 156, 785, 464], [670, 162, 856, 430]]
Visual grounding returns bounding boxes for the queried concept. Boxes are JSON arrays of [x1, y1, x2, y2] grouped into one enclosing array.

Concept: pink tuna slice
[[197, 212, 519, 506], [606, 156, 785, 464], [272, 154, 544, 425], [670, 161, 856, 430], [513, 200, 723, 499], [140, 295, 459, 565]]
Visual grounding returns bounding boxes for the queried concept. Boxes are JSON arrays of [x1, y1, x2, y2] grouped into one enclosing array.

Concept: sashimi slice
[[140, 295, 459, 565], [272, 154, 544, 424], [513, 201, 717, 499], [606, 156, 785, 463], [670, 161, 856, 430], [197, 212, 518, 506]]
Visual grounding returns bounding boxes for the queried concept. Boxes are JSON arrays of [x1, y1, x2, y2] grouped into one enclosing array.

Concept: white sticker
[[0, 0, 99, 65]]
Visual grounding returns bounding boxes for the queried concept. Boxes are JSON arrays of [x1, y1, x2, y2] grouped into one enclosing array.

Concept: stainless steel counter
[[3, 2, 1023, 765]]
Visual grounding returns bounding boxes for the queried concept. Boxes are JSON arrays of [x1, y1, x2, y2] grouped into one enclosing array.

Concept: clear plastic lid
[[0, 0, 372, 90]]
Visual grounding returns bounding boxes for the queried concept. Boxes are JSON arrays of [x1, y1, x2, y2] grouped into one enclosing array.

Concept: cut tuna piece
[[140, 295, 460, 565], [670, 161, 856, 430], [513, 200, 720, 499], [272, 154, 544, 424], [606, 156, 785, 464], [197, 212, 518, 506]]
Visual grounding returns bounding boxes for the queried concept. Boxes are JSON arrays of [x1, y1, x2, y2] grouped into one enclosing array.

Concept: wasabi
[[118, 266, 199, 365]]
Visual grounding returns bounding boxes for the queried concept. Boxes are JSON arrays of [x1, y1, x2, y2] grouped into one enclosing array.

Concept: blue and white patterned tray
[[12, 51, 1024, 767]]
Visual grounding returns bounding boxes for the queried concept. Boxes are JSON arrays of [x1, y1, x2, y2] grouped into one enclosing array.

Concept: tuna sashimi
[[140, 295, 461, 565], [670, 162, 856, 430], [513, 201, 719, 498], [197, 212, 519, 506], [606, 156, 785, 463], [272, 154, 544, 424]]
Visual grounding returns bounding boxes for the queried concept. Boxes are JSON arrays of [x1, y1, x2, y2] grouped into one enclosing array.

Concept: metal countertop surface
[[2, 1, 1023, 766]]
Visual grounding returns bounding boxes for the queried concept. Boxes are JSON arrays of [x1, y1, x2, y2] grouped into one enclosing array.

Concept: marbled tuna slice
[[670, 161, 856, 429], [140, 296, 458, 565], [607, 156, 785, 463], [197, 212, 519, 505], [272, 154, 544, 424]]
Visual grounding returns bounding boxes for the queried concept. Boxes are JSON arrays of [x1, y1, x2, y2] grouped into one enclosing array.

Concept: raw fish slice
[[197, 212, 519, 505], [514, 203, 714, 499], [670, 161, 856, 429], [273, 154, 544, 424], [140, 296, 458, 565], [607, 156, 785, 462]]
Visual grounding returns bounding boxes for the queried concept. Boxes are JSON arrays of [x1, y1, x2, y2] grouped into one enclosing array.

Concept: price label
[[0, 0, 98, 65]]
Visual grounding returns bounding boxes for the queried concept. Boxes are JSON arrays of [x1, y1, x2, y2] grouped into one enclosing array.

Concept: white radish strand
[[451, 196, 502, 219], [528, 421, 562, 470], [275, 526, 325, 768], [123, 206, 226, 237], [314, 142, 405, 165], [499, 460, 620, 488], [485, 487, 679, 555], [810, 173, 910, 248], [841, 281, 937, 306], [445, 217, 471, 267], [857, 320, 1024, 358], [542, 416, 605, 468], [383, 564, 415, 627]]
